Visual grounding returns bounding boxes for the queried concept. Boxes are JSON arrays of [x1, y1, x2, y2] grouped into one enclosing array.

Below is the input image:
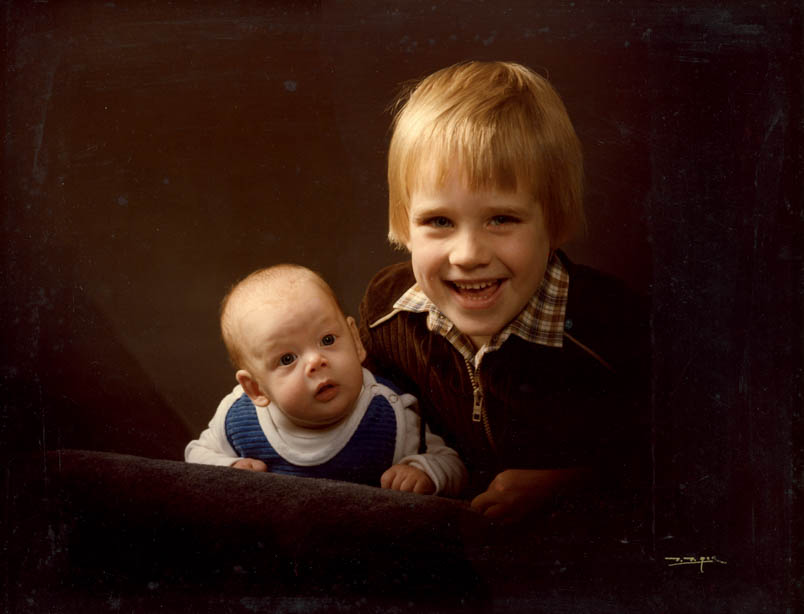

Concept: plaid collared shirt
[[391, 255, 570, 369]]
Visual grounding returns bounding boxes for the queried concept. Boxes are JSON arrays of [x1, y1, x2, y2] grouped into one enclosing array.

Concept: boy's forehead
[[410, 163, 526, 200], [408, 153, 524, 197]]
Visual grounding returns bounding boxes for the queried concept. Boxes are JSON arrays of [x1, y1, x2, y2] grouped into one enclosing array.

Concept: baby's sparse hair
[[220, 264, 340, 369], [387, 60, 585, 248]]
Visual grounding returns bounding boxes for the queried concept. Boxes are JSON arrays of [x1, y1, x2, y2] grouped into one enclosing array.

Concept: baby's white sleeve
[[184, 386, 242, 467], [395, 394, 468, 497]]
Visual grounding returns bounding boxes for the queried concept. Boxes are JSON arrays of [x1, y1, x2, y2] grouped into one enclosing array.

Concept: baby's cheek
[[285, 381, 308, 410]]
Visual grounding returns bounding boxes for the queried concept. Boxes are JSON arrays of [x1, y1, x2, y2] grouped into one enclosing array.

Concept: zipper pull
[[472, 387, 484, 422]]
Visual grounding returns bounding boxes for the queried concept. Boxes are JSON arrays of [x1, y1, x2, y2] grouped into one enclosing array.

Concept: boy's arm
[[184, 386, 243, 467], [358, 262, 420, 391], [394, 400, 468, 497], [472, 277, 651, 524], [469, 468, 588, 523], [360, 268, 468, 495]]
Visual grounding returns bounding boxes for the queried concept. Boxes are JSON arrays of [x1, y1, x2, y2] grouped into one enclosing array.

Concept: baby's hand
[[381, 464, 436, 494], [231, 458, 268, 472], [470, 468, 583, 523]]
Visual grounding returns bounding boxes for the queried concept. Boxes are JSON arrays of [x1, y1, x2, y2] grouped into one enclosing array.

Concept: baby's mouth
[[448, 279, 503, 301], [315, 381, 338, 401]]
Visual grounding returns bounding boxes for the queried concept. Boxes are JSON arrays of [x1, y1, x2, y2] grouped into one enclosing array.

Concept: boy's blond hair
[[220, 264, 340, 369], [387, 60, 584, 248]]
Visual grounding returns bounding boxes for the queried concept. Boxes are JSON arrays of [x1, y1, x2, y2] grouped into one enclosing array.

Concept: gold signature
[[665, 556, 727, 573]]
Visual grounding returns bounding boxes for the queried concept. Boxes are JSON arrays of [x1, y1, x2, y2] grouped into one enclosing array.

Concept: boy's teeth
[[454, 280, 496, 290]]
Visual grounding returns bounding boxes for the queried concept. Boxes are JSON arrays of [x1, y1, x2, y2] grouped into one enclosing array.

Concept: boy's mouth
[[315, 381, 338, 402], [448, 279, 503, 303]]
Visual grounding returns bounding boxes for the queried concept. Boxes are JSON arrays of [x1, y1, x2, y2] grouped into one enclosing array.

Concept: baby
[[185, 264, 466, 496]]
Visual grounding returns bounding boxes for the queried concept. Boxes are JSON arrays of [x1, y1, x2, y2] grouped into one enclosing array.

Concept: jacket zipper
[[464, 357, 496, 452]]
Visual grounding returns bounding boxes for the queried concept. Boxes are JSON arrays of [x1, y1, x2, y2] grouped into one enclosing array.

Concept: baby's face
[[405, 172, 551, 348], [236, 283, 366, 428]]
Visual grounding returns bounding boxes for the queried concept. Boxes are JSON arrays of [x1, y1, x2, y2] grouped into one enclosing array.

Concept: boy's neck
[[469, 334, 492, 351]]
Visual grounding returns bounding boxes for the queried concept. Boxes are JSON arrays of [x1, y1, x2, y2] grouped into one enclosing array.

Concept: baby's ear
[[346, 316, 367, 363], [236, 370, 270, 406]]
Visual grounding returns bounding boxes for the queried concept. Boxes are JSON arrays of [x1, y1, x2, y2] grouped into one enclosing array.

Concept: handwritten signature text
[[665, 556, 727, 573]]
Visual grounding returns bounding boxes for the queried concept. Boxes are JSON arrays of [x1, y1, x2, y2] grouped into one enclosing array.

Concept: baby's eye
[[321, 334, 335, 346], [489, 215, 518, 226], [426, 216, 453, 228], [279, 353, 296, 366]]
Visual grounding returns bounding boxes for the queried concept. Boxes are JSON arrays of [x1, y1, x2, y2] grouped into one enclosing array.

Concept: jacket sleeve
[[184, 386, 242, 467], [358, 262, 418, 389], [394, 396, 468, 497]]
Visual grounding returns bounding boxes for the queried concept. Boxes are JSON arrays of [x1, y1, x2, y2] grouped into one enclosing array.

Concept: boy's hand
[[470, 468, 584, 523], [381, 464, 436, 494], [231, 458, 268, 472]]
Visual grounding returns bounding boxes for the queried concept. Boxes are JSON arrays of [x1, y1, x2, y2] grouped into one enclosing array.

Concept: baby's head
[[386, 61, 584, 347], [221, 265, 366, 428]]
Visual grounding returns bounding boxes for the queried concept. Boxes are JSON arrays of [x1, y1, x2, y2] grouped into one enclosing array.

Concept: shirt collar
[[390, 254, 569, 366]]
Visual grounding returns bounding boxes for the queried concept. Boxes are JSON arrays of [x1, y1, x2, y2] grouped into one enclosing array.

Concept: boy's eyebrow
[[409, 203, 449, 220], [481, 203, 534, 217], [410, 201, 535, 220]]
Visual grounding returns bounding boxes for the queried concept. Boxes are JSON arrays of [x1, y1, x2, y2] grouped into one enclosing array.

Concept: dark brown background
[[2, 0, 800, 605]]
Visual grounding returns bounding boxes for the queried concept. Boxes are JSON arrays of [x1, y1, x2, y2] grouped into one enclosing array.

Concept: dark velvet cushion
[[6, 450, 739, 613], [7, 450, 491, 612]]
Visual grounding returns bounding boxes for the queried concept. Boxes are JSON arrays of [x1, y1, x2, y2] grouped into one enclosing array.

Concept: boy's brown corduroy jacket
[[359, 252, 651, 501]]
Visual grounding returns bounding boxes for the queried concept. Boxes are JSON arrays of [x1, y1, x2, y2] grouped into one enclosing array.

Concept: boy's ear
[[346, 316, 367, 363], [236, 369, 270, 407]]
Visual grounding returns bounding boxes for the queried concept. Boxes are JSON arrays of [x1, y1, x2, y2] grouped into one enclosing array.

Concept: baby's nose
[[305, 352, 327, 374]]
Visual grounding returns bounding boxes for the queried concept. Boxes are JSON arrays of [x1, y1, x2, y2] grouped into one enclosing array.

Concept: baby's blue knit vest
[[224, 388, 398, 487]]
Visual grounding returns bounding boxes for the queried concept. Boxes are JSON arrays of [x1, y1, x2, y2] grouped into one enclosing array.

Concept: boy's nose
[[449, 230, 491, 269]]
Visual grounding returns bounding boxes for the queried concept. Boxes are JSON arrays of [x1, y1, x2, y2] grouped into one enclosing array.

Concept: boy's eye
[[279, 353, 296, 366], [489, 215, 518, 226], [321, 334, 335, 346], [426, 216, 453, 228]]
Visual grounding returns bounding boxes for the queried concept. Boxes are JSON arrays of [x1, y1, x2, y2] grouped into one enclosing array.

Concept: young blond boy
[[186, 264, 466, 496], [360, 61, 649, 524]]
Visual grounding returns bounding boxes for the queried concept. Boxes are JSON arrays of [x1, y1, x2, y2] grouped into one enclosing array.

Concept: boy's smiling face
[[406, 173, 551, 349]]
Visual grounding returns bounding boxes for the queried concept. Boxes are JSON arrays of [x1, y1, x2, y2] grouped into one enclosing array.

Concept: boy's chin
[[442, 296, 531, 341], [446, 312, 508, 339]]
